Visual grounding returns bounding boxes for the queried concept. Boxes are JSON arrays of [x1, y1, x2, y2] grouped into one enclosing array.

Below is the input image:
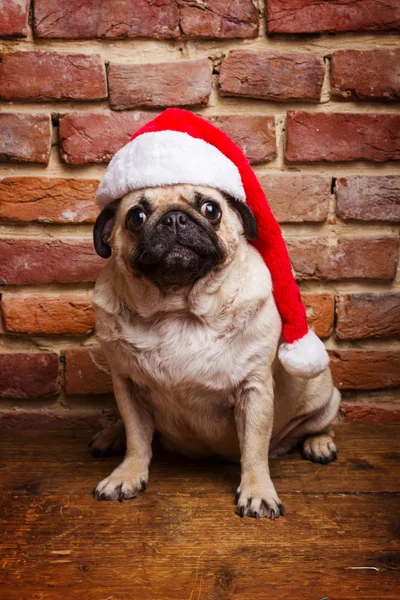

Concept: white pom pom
[[278, 330, 329, 379]]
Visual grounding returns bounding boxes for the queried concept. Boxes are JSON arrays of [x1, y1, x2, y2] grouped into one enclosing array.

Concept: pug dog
[[90, 183, 340, 519]]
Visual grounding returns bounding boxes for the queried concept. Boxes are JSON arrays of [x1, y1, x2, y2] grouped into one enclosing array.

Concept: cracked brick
[[336, 176, 400, 222], [0, 52, 107, 101], [331, 49, 400, 101], [33, 0, 180, 38], [2, 294, 95, 335], [208, 115, 276, 164], [0, 0, 29, 36], [0, 113, 51, 164], [59, 112, 156, 164], [179, 0, 258, 38], [266, 0, 400, 34], [0, 177, 99, 223], [286, 235, 399, 280], [219, 51, 324, 101], [0, 238, 105, 285], [60, 112, 275, 164], [65, 347, 113, 395], [302, 293, 334, 338], [286, 112, 400, 163], [33, 0, 258, 39], [336, 294, 400, 339], [259, 173, 331, 222], [0, 353, 61, 399], [329, 350, 400, 390], [108, 59, 212, 110], [341, 403, 400, 423]]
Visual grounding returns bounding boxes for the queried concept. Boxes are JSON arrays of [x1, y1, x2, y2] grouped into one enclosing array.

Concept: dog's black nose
[[161, 211, 189, 233]]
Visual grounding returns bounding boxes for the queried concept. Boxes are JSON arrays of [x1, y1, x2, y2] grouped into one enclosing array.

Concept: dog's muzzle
[[134, 209, 221, 287]]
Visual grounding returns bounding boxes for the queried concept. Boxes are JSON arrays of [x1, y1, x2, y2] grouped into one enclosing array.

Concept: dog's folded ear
[[93, 200, 119, 258], [225, 195, 258, 241]]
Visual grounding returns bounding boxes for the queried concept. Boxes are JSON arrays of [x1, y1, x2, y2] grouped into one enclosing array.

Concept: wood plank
[[0, 494, 399, 599], [0, 424, 399, 494], [0, 425, 399, 599]]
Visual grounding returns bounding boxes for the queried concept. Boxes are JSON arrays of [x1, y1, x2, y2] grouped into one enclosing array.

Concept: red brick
[[0, 177, 99, 223], [33, 0, 180, 39], [0, 239, 105, 285], [65, 347, 113, 395], [329, 350, 400, 390], [301, 293, 334, 338], [0, 113, 51, 164], [60, 112, 275, 165], [208, 115, 276, 164], [336, 176, 400, 222], [0, 409, 117, 429], [2, 294, 95, 335], [336, 294, 400, 340], [0, 0, 29, 36], [0, 353, 60, 399], [340, 403, 400, 424], [259, 173, 330, 222], [33, 0, 258, 39], [266, 0, 400, 33], [219, 51, 324, 102], [331, 49, 400, 101], [286, 112, 400, 163], [0, 52, 107, 102], [286, 236, 399, 281], [59, 112, 155, 165], [179, 0, 259, 38], [108, 59, 212, 110]]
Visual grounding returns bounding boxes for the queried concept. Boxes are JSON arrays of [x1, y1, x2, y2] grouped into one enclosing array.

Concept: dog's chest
[[113, 309, 273, 393]]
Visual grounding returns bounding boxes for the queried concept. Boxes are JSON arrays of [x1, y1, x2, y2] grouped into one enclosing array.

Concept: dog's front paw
[[235, 476, 285, 520], [93, 459, 148, 502]]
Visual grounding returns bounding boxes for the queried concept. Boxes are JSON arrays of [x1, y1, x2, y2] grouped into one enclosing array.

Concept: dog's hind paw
[[303, 433, 338, 465], [89, 419, 126, 457]]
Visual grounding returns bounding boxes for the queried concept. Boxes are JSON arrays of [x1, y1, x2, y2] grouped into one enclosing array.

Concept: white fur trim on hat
[[278, 330, 330, 379], [96, 130, 246, 208]]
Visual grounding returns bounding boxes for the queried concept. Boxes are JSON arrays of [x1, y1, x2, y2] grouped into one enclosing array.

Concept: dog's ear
[[93, 201, 119, 258], [226, 195, 258, 241]]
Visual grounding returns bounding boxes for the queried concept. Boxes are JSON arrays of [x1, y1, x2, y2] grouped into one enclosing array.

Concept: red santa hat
[[96, 108, 329, 379]]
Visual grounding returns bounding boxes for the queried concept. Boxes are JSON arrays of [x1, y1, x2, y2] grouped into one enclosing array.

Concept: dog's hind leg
[[89, 419, 126, 457], [302, 387, 341, 464], [270, 387, 341, 464]]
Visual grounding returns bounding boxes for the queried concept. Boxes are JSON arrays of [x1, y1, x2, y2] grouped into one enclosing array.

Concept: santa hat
[[96, 108, 329, 379]]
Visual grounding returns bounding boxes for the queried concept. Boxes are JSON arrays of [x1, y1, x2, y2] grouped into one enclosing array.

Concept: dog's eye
[[126, 207, 147, 230], [200, 201, 221, 224]]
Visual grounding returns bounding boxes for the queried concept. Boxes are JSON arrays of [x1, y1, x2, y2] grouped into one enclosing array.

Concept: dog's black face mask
[[133, 207, 223, 288], [93, 189, 258, 290]]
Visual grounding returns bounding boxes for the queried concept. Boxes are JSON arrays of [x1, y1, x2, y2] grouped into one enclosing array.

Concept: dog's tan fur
[[91, 184, 340, 518]]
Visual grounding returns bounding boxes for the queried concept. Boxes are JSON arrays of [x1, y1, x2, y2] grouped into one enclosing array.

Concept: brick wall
[[0, 0, 399, 428]]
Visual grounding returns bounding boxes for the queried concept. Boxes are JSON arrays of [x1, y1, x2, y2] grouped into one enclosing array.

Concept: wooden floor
[[0, 424, 399, 599]]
